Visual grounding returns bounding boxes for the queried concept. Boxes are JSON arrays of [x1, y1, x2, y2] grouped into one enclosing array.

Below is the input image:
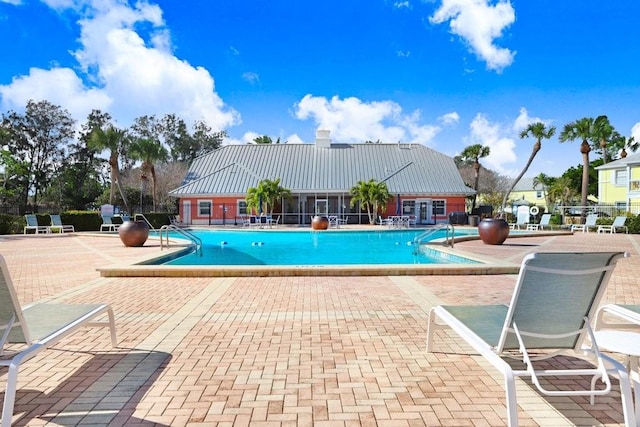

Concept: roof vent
[[315, 129, 331, 148]]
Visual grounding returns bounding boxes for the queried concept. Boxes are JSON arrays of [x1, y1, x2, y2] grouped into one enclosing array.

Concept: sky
[[1, 0, 639, 178]]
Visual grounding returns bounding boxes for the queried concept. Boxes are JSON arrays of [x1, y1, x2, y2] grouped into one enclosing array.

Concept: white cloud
[[0, 0, 239, 130], [294, 95, 440, 145], [429, 0, 516, 72], [285, 134, 304, 144], [439, 111, 459, 125], [632, 123, 640, 142], [1, 0, 21, 5], [512, 107, 548, 132], [394, 1, 411, 8], [242, 72, 260, 85], [465, 113, 516, 173]]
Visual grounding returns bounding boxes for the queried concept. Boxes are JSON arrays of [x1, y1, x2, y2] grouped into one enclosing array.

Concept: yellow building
[[596, 153, 640, 213], [508, 178, 548, 211]]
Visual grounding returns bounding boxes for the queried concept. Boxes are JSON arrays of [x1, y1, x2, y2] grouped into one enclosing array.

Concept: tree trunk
[[580, 140, 591, 217], [472, 162, 480, 209]]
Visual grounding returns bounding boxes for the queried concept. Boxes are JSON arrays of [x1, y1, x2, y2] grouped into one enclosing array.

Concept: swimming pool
[[146, 228, 480, 266]]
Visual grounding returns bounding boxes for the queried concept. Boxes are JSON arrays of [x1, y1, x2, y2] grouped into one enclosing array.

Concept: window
[[616, 201, 628, 211], [536, 191, 543, 199], [433, 200, 445, 215], [615, 170, 628, 186], [198, 200, 212, 216], [237, 200, 248, 215], [402, 200, 415, 215]]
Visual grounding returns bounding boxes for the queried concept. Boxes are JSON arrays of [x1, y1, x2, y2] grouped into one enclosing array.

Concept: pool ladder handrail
[[413, 223, 454, 248], [134, 213, 156, 231], [159, 224, 203, 255]]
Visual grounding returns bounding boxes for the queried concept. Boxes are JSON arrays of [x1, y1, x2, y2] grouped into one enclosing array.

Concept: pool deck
[[2, 229, 640, 426]]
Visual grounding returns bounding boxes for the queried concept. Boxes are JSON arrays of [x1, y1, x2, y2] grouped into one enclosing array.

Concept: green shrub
[[0, 214, 22, 235], [627, 214, 640, 234]]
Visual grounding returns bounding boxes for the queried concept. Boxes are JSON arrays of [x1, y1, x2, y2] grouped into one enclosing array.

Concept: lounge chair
[[0, 254, 117, 427], [23, 215, 49, 234], [100, 215, 120, 232], [538, 213, 552, 230], [509, 206, 530, 230], [49, 214, 74, 233], [597, 216, 629, 234], [595, 304, 640, 332], [525, 213, 552, 231], [571, 213, 598, 233], [427, 251, 636, 427]]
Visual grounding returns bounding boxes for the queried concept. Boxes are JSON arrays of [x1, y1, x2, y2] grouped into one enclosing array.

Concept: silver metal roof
[[169, 143, 475, 196], [596, 152, 640, 170]]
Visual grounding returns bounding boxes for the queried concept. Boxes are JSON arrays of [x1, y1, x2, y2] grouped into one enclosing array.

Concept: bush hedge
[[8, 211, 175, 235]]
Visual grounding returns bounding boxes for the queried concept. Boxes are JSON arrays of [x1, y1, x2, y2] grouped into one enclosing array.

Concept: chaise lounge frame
[[0, 255, 117, 427], [427, 251, 636, 427]]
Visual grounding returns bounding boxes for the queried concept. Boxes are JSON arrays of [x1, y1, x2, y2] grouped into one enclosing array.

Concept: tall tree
[[610, 132, 638, 159], [458, 144, 490, 209], [253, 135, 273, 144], [559, 117, 594, 215], [162, 114, 193, 162], [592, 115, 615, 164], [1, 100, 75, 211], [89, 125, 131, 211], [500, 122, 556, 216], [190, 120, 226, 161], [129, 137, 168, 211]]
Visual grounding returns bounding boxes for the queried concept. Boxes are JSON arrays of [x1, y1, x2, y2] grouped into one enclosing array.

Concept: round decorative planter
[[477, 218, 509, 245], [312, 216, 329, 230], [118, 220, 149, 247]]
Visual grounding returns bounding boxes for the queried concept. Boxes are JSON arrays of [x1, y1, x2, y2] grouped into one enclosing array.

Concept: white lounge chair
[[49, 214, 74, 233], [427, 251, 636, 427], [597, 216, 628, 234], [100, 215, 120, 232], [538, 213, 552, 230], [23, 215, 49, 234], [0, 255, 117, 427], [525, 213, 552, 231], [571, 213, 598, 233]]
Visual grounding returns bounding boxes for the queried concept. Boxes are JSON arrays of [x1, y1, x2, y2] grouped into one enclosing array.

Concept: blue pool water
[[151, 229, 480, 266]]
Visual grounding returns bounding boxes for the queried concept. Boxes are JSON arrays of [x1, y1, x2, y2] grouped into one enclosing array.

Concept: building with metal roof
[[169, 131, 474, 226]]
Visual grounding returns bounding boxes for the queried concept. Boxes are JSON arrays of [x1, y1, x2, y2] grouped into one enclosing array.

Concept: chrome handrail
[[159, 224, 202, 255], [413, 223, 455, 248], [134, 213, 156, 231]]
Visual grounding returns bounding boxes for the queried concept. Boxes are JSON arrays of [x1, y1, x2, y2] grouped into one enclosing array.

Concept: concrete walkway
[[1, 231, 639, 426]]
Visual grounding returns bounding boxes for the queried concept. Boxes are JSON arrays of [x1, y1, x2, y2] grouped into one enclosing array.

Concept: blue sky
[[1, 0, 639, 178]]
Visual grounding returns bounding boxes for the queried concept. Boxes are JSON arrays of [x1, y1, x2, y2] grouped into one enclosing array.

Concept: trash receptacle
[[448, 212, 468, 225], [468, 215, 479, 226]]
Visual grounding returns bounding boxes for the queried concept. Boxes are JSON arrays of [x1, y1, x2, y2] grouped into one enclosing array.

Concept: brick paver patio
[[1, 231, 639, 426]]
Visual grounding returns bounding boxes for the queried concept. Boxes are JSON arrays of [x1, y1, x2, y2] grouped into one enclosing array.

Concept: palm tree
[[500, 122, 556, 216], [88, 125, 130, 211], [246, 181, 268, 214], [129, 138, 168, 211], [610, 132, 638, 159], [349, 179, 390, 224], [532, 172, 555, 213], [559, 117, 594, 216], [459, 144, 490, 209], [592, 115, 615, 163], [262, 178, 292, 215], [547, 176, 577, 209]]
